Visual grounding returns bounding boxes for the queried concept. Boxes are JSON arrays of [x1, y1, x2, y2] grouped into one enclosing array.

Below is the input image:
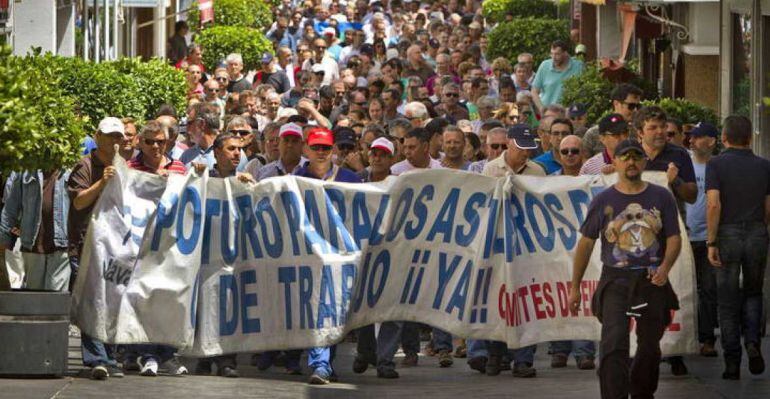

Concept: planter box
[[0, 290, 70, 377]]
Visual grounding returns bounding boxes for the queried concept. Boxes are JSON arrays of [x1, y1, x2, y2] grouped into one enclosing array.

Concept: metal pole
[[112, 0, 118, 60], [94, 0, 100, 62], [103, 0, 108, 61], [83, 0, 89, 60]]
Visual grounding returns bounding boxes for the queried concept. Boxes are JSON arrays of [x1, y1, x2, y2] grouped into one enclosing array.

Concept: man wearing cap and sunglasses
[[685, 122, 720, 359], [580, 114, 630, 176], [570, 139, 681, 399], [253, 52, 291, 94], [583, 84, 644, 158], [294, 127, 361, 385], [478, 124, 543, 378]]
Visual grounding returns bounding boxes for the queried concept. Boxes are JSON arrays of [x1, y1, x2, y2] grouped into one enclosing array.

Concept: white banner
[[72, 158, 697, 356]]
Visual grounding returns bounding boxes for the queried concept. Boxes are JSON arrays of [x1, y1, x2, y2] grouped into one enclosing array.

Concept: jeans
[[691, 241, 718, 344], [432, 328, 453, 352], [82, 333, 118, 368], [68, 256, 79, 292], [467, 339, 487, 359], [715, 222, 769, 364], [598, 276, 668, 399], [400, 322, 420, 355], [549, 340, 596, 359], [21, 251, 70, 291], [308, 345, 337, 376]]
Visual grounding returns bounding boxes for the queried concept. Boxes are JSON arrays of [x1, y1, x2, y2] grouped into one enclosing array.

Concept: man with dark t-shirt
[[569, 139, 682, 399]]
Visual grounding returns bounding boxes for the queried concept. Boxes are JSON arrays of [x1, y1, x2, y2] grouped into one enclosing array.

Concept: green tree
[[111, 57, 188, 119], [486, 18, 569, 67], [196, 26, 273, 70], [187, 0, 273, 31], [482, 0, 558, 23], [0, 47, 85, 172]]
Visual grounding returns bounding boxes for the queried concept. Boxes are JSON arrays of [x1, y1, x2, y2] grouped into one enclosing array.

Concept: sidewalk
[[2, 335, 769, 398]]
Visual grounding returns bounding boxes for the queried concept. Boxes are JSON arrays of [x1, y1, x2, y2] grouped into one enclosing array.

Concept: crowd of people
[[1, 0, 769, 397]]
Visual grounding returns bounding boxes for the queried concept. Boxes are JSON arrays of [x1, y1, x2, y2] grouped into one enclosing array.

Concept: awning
[[580, 0, 718, 4]]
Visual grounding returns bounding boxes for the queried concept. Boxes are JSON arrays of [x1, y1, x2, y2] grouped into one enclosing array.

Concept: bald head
[[559, 135, 583, 172]]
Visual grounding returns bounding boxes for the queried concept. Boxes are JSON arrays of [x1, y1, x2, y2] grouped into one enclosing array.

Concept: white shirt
[[390, 158, 443, 176], [302, 57, 339, 86]]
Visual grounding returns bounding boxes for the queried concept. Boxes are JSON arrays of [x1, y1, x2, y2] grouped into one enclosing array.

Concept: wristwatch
[[707, 241, 718, 247]]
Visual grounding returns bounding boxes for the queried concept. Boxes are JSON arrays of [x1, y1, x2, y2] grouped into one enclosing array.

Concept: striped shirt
[[579, 150, 611, 175], [128, 154, 187, 175]]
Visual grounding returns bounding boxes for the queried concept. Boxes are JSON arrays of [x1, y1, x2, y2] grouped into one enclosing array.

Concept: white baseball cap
[[97, 116, 125, 136], [370, 137, 394, 155], [279, 122, 303, 138]]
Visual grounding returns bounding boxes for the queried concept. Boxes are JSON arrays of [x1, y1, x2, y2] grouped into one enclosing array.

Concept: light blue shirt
[[180, 144, 248, 172], [532, 57, 584, 106], [685, 160, 707, 241]]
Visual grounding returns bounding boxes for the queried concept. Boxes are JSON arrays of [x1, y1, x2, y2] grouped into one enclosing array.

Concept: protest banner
[[71, 158, 697, 356]]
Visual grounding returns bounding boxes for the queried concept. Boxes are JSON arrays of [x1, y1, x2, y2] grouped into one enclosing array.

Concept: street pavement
[[2, 333, 770, 399]]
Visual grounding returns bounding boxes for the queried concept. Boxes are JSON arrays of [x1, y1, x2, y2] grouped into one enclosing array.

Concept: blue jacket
[[0, 170, 71, 249]]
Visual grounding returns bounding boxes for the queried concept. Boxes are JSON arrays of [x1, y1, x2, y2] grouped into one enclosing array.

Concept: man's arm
[[674, 181, 697, 204], [72, 166, 116, 211], [568, 236, 595, 312], [531, 87, 544, 114], [0, 173, 21, 249], [706, 189, 722, 266], [651, 234, 682, 286]]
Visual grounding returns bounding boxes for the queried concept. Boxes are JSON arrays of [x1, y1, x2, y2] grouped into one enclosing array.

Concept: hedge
[[111, 57, 187, 120], [0, 47, 85, 172], [196, 25, 273, 71], [482, 0, 558, 24], [187, 0, 273, 31], [642, 98, 720, 127], [486, 18, 569, 67], [561, 62, 659, 125]]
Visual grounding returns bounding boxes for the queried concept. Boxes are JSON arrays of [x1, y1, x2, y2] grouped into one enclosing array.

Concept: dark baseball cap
[[360, 44, 374, 57], [334, 127, 357, 146], [599, 113, 629, 136], [689, 122, 719, 138], [568, 103, 587, 118], [507, 123, 538, 150], [614, 139, 645, 158]]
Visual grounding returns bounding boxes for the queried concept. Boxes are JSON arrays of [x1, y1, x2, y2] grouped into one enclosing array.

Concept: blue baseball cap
[[507, 124, 538, 150], [689, 122, 719, 139]]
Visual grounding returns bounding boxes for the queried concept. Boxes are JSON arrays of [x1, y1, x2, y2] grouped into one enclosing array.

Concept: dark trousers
[[598, 277, 668, 399], [715, 222, 769, 364], [197, 354, 237, 370], [691, 241, 718, 344], [401, 321, 421, 355]]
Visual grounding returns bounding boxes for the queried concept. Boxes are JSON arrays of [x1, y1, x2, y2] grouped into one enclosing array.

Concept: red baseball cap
[[307, 127, 334, 146]]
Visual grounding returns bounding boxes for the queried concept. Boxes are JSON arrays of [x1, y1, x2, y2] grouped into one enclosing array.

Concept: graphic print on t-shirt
[[604, 203, 663, 268]]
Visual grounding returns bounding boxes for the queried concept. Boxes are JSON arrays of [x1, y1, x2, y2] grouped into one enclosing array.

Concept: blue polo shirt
[[532, 57, 584, 106], [533, 150, 562, 175], [294, 164, 362, 183]]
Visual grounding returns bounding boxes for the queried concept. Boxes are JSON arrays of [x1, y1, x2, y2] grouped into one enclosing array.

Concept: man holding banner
[[294, 127, 361, 385], [478, 123, 544, 378], [570, 139, 681, 399]]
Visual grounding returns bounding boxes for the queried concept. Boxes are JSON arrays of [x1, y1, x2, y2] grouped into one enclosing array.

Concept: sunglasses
[[354, 101, 368, 106], [144, 138, 167, 146], [560, 148, 581, 156], [617, 152, 645, 162], [667, 131, 678, 137], [624, 102, 641, 110], [215, 77, 228, 82], [310, 144, 333, 152], [444, 92, 459, 98], [551, 130, 572, 137], [229, 129, 252, 136], [489, 143, 508, 150], [315, 46, 328, 51]]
